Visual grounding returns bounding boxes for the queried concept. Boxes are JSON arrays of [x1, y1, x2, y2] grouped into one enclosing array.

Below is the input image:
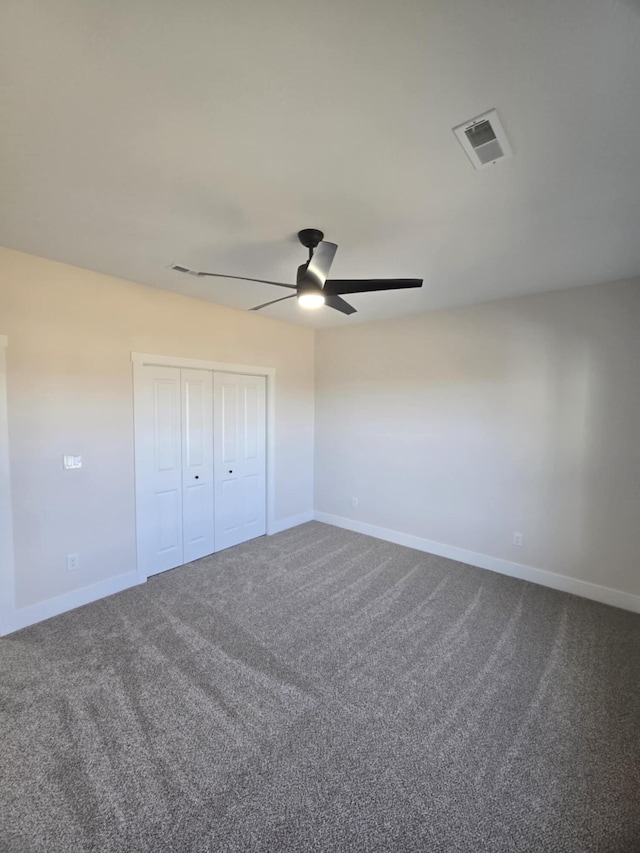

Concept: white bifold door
[[181, 369, 215, 563], [135, 366, 266, 578], [213, 373, 267, 552]]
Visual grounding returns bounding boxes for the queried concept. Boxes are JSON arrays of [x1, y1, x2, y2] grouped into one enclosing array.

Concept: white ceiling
[[2, 0, 640, 328]]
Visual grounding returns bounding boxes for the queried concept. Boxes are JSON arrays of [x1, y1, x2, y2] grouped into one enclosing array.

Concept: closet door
[[213, 373, 266, 552], [181, 369, 215, 563], [135, 365, 184, 577]]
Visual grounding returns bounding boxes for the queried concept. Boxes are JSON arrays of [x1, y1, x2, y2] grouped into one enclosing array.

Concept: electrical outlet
[[63, 455, 82, 470], [512, 532, 523, 547], [66, 553, 80, 571], [351, 497, 359, 509]]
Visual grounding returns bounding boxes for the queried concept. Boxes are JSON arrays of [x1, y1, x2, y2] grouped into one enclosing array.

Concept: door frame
[[131, 352, 276, 583]]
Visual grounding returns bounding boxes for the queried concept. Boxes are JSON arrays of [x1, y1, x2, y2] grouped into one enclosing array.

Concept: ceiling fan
[[171, 229, 423, 315]]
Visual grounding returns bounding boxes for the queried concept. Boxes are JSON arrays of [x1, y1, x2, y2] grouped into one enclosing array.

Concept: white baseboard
[[3, 514, 637, 635], [314, 512, 640, 614], [2, 512, 315, 635], [1, 571, 143, 636], [269, 511, 314, 535]]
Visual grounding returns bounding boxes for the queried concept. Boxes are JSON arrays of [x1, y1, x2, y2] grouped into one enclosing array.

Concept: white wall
[[315, 279, 640, 603], [0, 248, 314, 620]]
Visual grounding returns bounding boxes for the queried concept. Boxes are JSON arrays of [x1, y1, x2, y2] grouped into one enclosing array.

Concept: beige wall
[[2, 246, 638, 618], [0, 248, 314, 609], [315, 279, 640, 598]]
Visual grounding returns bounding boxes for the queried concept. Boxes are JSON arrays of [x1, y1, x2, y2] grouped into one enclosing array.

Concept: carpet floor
[[1, 522, 639, 852]]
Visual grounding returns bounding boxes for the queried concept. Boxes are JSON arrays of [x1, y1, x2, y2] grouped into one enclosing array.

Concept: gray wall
[[315, 279, 640, 598]]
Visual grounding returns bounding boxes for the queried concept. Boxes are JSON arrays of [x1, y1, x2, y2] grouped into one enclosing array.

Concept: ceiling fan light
[[297, 291, 325, 309]]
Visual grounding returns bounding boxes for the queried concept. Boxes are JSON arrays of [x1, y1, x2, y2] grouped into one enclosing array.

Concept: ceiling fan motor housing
[[297, 228, 324, 250]]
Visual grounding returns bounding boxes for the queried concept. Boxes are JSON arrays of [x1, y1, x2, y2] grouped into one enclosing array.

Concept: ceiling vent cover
[[453, 109, 512, 169]]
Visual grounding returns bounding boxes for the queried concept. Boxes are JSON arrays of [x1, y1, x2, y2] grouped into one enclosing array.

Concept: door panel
[[220, 477, 242, 533], [184, 380, 204, 467], [181, 369, 214, 563], [244, 384, 259, 459], [135, 366, 183, 577], [221, 383, 238, 463], [243, 473, 261, 525], [157, 489, 181, 553], [214, 373, 266, 552], [155, 379, 180, 471]]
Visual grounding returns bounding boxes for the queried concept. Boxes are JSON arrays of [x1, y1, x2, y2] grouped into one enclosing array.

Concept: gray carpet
[[1, 522, 639, 853]]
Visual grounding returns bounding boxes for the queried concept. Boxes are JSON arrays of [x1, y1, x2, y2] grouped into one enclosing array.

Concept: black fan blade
[[325, 294, 356, 315], [172, 266, 295, 289], [324, 278, 422, 295], [249, 294, 296, 311], [298, 241, 338, 290]]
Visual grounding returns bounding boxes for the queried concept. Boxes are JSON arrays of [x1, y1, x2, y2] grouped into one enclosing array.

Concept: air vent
[[453, 109, 512, 170], [169, 264, 205, 276]]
